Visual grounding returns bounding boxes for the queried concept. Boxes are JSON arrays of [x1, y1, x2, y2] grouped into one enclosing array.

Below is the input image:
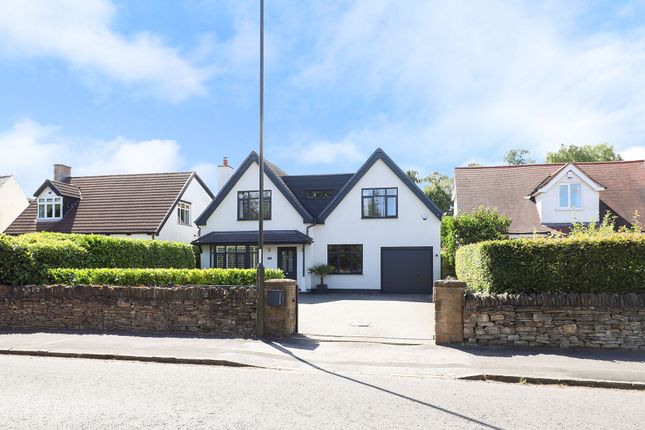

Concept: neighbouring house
[[453, 160, 645, 236], [5, 164, 215, 243], [0, 175, 29, 233], [193, 148, 442, 293]]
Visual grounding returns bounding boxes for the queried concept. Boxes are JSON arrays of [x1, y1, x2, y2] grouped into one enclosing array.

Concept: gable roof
[[527, 162, 605, 197], [0, 176, 11, 187], [454, 160, 645, 234], [194, 152, 316, 225], [5, 172, 214, 235], [316, 148, 443, 222], [34, 179, 82, 199]]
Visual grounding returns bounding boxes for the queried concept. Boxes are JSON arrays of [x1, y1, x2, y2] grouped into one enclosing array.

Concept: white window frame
[[177, 201, 191, 226], [37, 197, 63, 220], [558, 183, 582, 210]]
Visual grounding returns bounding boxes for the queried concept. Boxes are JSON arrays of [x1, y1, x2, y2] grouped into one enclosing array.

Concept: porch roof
[[193, 230, 313, 245]]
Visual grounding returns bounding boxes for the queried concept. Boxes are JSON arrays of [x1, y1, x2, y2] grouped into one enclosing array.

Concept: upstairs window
[[328, 244, 363, 274], [37, 197, 62, 220], [238, 190, 271, 220], [306, 190, 333, 199], [362, 188, 398, 218], [558, 183, 582, 209], [177, 201, 191, 225]]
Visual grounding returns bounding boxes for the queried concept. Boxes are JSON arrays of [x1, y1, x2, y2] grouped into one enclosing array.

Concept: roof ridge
[[69, 171, 194, 179], [456, 160, 644, 170]]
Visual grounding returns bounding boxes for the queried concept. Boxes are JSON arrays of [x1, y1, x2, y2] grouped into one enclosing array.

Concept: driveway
[[298, 292, 434, 343]]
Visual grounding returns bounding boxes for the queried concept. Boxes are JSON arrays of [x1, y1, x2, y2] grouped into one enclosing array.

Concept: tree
[[503, 149, 535, 165], [405, 170, 424, 184], [467, 162, 482, 167], [546, 143, 622, 163], [422, 172, 453, 214], [441, 207, 511, 277]]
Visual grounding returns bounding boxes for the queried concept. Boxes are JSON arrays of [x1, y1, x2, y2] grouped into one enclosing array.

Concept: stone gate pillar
[[434, 279, 466, 344], [263, 278, 297, 338]]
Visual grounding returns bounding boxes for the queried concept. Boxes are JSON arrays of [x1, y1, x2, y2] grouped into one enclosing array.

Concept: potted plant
[[307, 263, 335, 293]]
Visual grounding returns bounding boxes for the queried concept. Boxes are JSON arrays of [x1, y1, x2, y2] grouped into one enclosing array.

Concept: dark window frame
[[210, 244, 259, 269], [237, 190, 272, 221], [327, 244, 363, 275], [306, 189, 334, 199], [361, 187, 398, 219]]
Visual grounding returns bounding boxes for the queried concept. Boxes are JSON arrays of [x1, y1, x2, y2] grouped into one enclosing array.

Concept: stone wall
[[0, 284, 258, 337], [463, 293, 645, 350]]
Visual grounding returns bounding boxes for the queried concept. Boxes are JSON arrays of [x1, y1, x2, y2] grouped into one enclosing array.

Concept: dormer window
[[177, 201, 191, 225], [37, 197, 62, 220], [559, 183, 581, 209]]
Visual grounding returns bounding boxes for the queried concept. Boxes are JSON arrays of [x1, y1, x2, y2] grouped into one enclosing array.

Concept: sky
[[1, 0, 645, 194]]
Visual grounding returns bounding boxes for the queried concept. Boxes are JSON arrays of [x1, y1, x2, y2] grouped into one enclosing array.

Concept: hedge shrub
[[441, 207, 511, 277], [47, 268, 284, 286], [11, 232, 196, 269], [456, 234, 645, 294], [0, 235, 45, 285]]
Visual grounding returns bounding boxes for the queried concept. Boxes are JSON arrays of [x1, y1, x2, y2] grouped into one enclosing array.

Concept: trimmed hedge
[[0, 233, 196, 285], [12, 232, 195, 268], [456, 235, 645, 294], [47, 268, 285, 286]]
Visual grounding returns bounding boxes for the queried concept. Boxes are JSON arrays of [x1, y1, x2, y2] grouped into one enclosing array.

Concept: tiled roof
[[281, 174, 353, 218], [454, 160, 645, 234], [193, 230, 313, 245], [5, 172, 208, 235]]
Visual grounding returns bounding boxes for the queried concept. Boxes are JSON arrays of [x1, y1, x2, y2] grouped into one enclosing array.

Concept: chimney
[[54, 164, 72, 182], [217, 157, 234, 192]]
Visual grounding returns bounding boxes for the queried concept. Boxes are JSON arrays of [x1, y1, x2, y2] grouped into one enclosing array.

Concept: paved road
[[1, 356, 643, 430], [298, 293, 434, 341]]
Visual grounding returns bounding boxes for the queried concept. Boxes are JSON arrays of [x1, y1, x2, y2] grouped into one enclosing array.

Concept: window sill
[[555, 207, 583, 211], [237, 218, 272, 221], [361, 216, 398, 219], [36, 218, 62, 222], [329, 272, 363, 275]]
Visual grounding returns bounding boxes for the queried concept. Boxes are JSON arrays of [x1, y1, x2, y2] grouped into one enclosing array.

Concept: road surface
[[0, 355, 643, 429]]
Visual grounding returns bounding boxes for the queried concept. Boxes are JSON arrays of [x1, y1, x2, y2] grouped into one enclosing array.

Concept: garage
[[381, 247, 433, 294]]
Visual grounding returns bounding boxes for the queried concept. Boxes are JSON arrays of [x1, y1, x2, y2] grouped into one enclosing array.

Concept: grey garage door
[[381, 247, 433, 294]]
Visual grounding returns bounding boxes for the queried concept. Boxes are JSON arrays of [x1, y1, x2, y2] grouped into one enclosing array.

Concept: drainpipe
[[303, 223, 316, 277]]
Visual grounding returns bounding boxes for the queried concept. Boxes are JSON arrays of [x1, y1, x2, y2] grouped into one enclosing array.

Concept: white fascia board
[[534, 163, 606, 195]]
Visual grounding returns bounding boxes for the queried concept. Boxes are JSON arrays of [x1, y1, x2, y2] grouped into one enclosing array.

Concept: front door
[[277, 247, 297, 280]]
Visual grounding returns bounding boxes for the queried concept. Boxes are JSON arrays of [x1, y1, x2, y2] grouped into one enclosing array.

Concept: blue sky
[[1, 0, 644, 194]]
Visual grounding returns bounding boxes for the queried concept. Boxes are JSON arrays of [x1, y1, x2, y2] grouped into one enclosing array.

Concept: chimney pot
[[223, 157, 228, 167], [54, 164, 72, 182]]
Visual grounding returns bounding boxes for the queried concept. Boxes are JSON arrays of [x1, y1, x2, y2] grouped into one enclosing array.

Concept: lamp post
[[256, 0, 265, 337]]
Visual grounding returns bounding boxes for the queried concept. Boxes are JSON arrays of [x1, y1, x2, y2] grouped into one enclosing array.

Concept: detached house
[[454, 160, 645, 236], [0, 175, 29, 233], [5, 164, 214, 243], [193, 148, 442, 293]]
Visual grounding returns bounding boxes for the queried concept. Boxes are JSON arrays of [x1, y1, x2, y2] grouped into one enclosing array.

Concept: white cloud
[[0, 119, 192, 193], [0, 0, 211, 101], [286, 1, 645, 167], [285, 138, 365, 166], [621, 145, 645, 160]]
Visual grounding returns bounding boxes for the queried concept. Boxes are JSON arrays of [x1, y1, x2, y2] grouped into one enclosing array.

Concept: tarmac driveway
[[297, 292, 434, 343]]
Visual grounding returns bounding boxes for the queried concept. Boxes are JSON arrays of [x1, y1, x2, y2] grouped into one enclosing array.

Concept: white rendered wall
[[157, 177, 213, 243], [0, 176, 29, 232], [535, 171, 600, 225], [308, 159, 441, 290]]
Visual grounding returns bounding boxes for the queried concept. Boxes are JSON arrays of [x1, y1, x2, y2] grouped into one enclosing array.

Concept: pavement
[[1, 331, 644, 387]]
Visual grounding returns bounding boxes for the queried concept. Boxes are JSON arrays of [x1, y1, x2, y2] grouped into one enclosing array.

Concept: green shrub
[[12, 232, 195, 269], [456, 234, 645, 294], [47, 268, 284, 286], [442, 207, 511, 276], [0, 235, 45, 285]]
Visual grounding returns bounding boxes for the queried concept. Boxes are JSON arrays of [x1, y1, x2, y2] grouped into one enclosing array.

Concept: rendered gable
[[199, 161, 306, 235], [535, 169, 601, 224]]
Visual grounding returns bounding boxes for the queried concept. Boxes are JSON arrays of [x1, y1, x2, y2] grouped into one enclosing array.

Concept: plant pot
[[316, 284, 328, 293]]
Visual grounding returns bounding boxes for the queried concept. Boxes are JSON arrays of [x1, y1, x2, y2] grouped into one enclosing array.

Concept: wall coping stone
[[465, 292, 645, 308]]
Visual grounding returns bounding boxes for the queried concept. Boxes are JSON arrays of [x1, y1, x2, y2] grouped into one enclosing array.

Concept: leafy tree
[[422, 172, 453, 214], [441, 207, 511, 277], [467, 162, 482, 167], [503, 149, 535, 165], [546, 143, 622, 163], [405, 170, 424, 184]]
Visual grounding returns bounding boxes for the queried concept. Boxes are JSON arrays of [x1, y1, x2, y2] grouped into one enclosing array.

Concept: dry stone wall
[[463, 293, 645, 350], [0, 284, 258, 337]]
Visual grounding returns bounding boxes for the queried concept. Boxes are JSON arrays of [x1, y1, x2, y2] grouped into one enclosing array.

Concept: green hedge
[[11, 232, 195, 268], [456, 235, 645, 294], [0, 233, 197, 285], [47, 268, 284, 286]]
